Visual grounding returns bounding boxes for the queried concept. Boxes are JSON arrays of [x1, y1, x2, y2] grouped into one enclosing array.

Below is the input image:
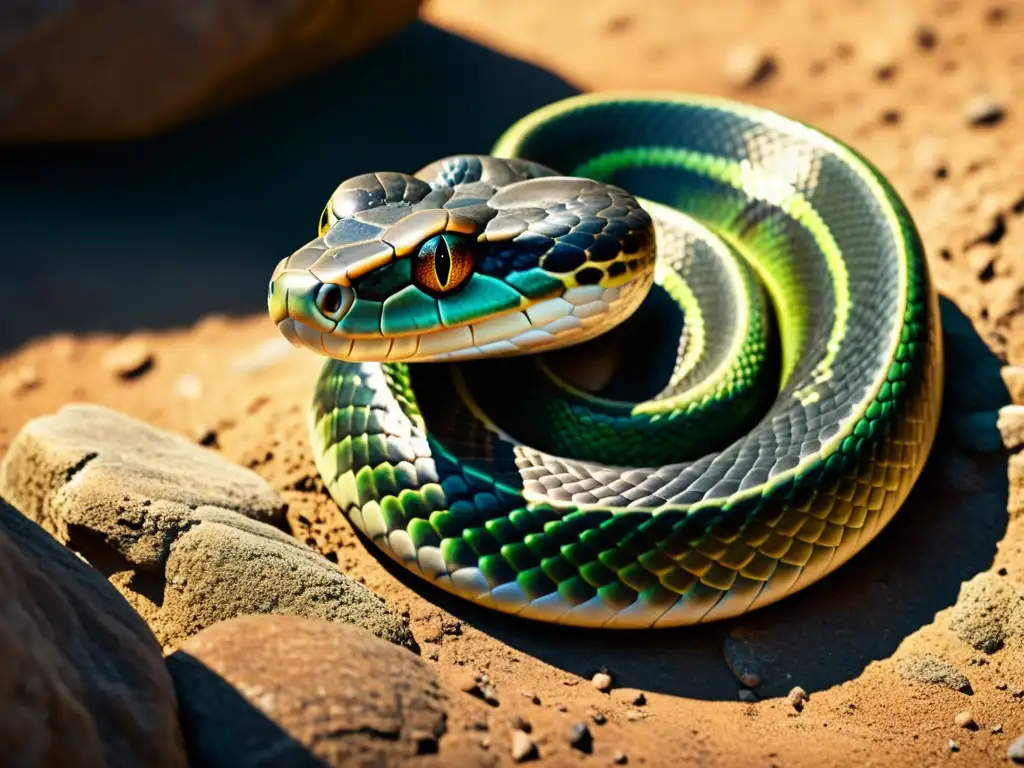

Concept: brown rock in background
[[0, 0, 422, 143], [0, 498, 185, 767]]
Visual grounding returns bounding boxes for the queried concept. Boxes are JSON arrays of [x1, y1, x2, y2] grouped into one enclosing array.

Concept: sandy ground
[[2, 0, 1023, 765]]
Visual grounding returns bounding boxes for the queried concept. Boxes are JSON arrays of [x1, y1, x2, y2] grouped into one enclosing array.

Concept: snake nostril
[[317, 283, 345, 317]]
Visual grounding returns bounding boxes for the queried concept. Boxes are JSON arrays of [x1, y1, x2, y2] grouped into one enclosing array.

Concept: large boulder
[[1, 0, 422, 142], [0, 497, 186, 767]]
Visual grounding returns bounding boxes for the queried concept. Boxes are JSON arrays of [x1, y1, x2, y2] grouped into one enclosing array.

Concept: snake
[[267, 92, 943, 629]]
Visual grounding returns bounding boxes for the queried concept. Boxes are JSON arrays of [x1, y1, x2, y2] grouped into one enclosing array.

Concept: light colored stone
[[998, 405, 1024, 451], [101, 338, 154, 378], [724, 44, 777, 87], [0, 403, 414, 651], [0, 0, 423, 142], [895, 654, 972, 694], [0, 498, 186, 766], [167, 615, 451, 767], [948, 571, 1024, 653]]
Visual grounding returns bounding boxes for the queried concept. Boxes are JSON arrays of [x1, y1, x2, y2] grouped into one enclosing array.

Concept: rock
[[895, 654, 973, 694], [0, 404, 414, 651], [724, 44, 778, 87], [101, 338, 155, 379], [999, 405, 1024, 451], [632, 692, 647, 706], [0, 498, 185, 766], [993, 724, 1004, 734], [614, 751, 629, 764], [1010, 735, 1024, 764], [788, 686, 809, 712], [0, 363, 40, 396], [592, 671, 613, 692], [954, 711, 977, 730], [723, 628, 763, 688], [965, 95, 1007, 127], [0, 1, 423, 142], [569, 722, 594, 753], [591, 711, 607, 725], [167, 614, 447, 767], [1012, 454, 1024, 520], [459, 673, 500, 707], [915, 24, 938, 50], [511, 729, 538, 762], [948, 572, 1024, 654], [1003, 367, 1024, 405], [948, 739, 959, 753]]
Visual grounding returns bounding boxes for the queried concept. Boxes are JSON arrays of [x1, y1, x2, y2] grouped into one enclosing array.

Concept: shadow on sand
[[0, 20, 578, 353], [364, 297, 1011, 701]]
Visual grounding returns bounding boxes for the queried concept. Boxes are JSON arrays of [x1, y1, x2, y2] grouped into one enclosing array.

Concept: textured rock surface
[[167, 614, 448, 767], [0, 404, 414, 651], [0, 497, 186, 767], [1, 0, 422, 142], [895, 654, 973, 694], [948, 572, 1024, 653]]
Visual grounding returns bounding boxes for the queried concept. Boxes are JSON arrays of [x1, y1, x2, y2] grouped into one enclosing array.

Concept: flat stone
[[0, 0, 423, 142], [0, 404, 414, 651], [0, 498, 185, 766], [167, 615, 449, 767]]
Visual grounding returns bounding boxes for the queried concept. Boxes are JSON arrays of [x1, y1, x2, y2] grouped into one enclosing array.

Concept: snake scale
[[268, 92, 943, 628]]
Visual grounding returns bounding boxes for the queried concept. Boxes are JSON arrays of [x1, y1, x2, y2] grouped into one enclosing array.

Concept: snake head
[[268, 155, 656, 362]]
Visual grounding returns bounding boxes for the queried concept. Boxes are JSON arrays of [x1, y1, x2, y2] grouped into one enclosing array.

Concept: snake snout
[[268, 268, 353, 334]]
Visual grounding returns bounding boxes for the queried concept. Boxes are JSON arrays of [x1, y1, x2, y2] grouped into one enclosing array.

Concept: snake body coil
[[268, 93, 943, 628]]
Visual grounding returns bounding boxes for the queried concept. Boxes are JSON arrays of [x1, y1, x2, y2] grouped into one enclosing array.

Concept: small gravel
[[788, 686, 809, 712], [511, 730, 537, 763], [569, 722, 594, 754], [592, 671, 613, 692], [101, 339, 154, 379]]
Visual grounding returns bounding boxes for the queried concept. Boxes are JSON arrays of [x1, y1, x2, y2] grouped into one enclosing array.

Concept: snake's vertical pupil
[[435, 237, 452, 287], [413, 234, 475, 295]]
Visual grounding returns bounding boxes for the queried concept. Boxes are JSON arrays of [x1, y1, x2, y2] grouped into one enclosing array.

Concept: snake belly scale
[[268, 92, 943, 629]]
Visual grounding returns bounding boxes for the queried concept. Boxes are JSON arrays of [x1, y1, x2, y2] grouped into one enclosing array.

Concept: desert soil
[[2, 0, 1024, 766]]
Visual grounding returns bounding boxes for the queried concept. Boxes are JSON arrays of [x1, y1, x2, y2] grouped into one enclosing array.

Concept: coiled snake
[[268, 93, 943, 628]]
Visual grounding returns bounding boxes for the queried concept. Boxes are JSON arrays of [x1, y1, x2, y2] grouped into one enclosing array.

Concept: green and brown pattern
[[271, 92, 943, 628]]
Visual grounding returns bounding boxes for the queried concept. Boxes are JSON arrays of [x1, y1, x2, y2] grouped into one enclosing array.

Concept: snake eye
[[318, 204, 331, 236], [413, 234, 475, 295]]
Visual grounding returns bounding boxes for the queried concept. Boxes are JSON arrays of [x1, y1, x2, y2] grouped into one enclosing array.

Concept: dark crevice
[[63, 452, 98, 483]]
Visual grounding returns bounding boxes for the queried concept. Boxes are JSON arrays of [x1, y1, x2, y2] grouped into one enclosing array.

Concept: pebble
[[738, 689, 759, 703], [998, 405, 1024, 451], [101, 339, 154, 379], [626, 709, 648, 721], [1010, 735, 1024, 764], [948, 739, 959, 753], [915, 24, 938, 50], [965, 95, 1006, 127], [723, 629, 762, 688], [954, 710, 977, 730], [632, 692, 647, 706], [992, 724, 1004, 734], [590, 710, 607, 725], [569, 722, 594, 754], [0, 364, 40, 396], [511, 729, 538, 763], [459, 672, 500, 706], [614, 752, 629, 765], [592, 670, 613, 692], [724, 43, 777, 87], [788, 686, 810, 712], [520, 690, 541, 705]]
